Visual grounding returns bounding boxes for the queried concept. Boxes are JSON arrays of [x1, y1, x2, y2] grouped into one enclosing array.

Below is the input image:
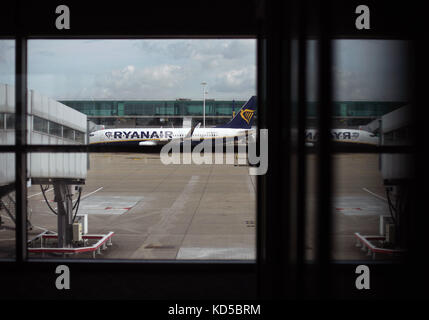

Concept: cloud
[[7, 39, 412, 101], [76, 64, 186, 99], [0, 40, 15, 85], [222, 40, 255, 59], [132, 39, 257, 99], [0, 40, 14, 63], [212, 66, 256, 94], [141, 64, 183, 87], [187, 40, 255, 72], [0, 41, 14, 64], [135, 39, 255, 68]]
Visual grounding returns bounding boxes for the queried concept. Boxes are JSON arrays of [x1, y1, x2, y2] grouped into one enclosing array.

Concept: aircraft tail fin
[[216, 96, 257, 129]]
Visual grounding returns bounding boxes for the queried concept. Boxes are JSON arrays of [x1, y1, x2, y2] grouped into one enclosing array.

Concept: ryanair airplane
[[304, 128, 379, 146], [89, 96, 257, 146]]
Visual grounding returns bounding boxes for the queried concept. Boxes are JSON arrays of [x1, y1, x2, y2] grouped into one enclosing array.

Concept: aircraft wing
[[179, 122, 200, 142], [189, 122, 200, 135]]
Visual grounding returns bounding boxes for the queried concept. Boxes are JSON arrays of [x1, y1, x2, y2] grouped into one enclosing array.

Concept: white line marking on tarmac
[[0, 215, 12, 221], [2, 188, 104, 233], [36, 187, 104, 213], [362, 187, 387, 202], [2, 213, 50, 233], [73, 187, 104, 203], [31, 225, 49, 232], [28, 188, 53, 199], [247, 175, 255, 199]]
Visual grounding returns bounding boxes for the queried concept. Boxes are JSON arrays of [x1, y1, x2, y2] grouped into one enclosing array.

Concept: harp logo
[[105, 132, 113, 139], [240, 109, 255, 124]]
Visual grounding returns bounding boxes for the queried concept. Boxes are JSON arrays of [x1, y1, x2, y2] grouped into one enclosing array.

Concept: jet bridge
[[1, 84, 113, 256], [355, 104, 413, 259]]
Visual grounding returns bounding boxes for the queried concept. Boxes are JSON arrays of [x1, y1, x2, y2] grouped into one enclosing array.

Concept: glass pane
[[63, 126, 74, 140], [48, 121, 62, 137], [27, 39, 257, 260], [297, 40, 413, 261], [33, 116, 48, 134], [0, 40, 15, 259], [75, 130, 85, 144], [0, 153, 15, 259], [331, 40, 413, 261], [0, 39, 15, 145]]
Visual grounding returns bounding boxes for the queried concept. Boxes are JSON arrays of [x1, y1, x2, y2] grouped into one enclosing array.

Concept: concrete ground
[[0, 152, 391, 260], [305, 153, 389, 260]]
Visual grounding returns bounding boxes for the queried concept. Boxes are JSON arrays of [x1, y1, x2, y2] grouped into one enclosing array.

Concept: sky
[[27, 39, 256, 100], [0, 39, 411, 101]]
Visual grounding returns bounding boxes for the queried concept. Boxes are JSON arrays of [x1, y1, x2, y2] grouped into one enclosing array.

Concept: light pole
[[201, 82, 207, 128]]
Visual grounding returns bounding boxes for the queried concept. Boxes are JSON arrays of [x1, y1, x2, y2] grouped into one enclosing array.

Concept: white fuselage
[[305, 128, 379, 146], [89, 127, 377, 146], [89, 127, 252, 145]]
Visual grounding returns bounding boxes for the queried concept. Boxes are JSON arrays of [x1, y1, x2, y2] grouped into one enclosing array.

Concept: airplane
[[89, 96, 257, 146], [88, 94, 378, 147], [304, 128, 379, 146]]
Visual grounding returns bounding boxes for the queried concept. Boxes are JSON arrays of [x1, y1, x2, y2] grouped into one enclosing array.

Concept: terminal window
[[302, 40, 413, 261], [22, 39, 257, 261]]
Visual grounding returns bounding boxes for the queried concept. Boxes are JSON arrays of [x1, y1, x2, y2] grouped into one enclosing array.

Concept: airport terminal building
[[59, 99, 405, 129]]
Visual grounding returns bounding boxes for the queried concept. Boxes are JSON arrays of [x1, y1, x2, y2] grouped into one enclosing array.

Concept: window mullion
[[15, 36, 28, 262]]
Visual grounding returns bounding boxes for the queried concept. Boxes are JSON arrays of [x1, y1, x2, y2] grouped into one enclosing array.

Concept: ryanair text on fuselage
[[105, 130, 173, 140], [304, 128, 378, 146]]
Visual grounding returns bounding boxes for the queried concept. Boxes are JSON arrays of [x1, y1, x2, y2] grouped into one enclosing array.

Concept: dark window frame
[[0, 0, 423, 300]]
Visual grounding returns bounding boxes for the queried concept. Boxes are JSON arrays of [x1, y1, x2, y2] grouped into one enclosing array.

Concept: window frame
[[0, 0, 422, 300]]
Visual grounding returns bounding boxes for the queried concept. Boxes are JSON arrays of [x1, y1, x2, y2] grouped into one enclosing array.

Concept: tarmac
[[0, 152, 391, 260]]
